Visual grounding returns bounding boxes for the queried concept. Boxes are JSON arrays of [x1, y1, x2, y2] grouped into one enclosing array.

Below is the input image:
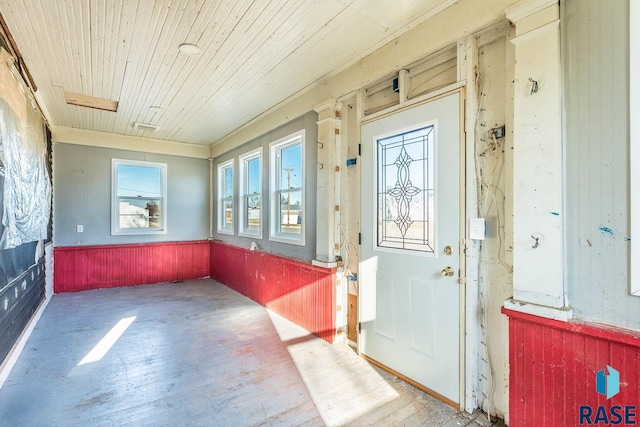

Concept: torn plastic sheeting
[[0, 97, 51, 249]]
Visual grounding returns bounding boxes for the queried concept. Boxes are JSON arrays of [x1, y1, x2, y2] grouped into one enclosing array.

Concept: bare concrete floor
[[0, 279, 493, 426]]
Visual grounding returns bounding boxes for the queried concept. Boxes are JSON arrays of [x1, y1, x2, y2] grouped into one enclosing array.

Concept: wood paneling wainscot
[[210, 241, 336, 343], [503, 308, 640, 427], [54, 241, 210, 293]]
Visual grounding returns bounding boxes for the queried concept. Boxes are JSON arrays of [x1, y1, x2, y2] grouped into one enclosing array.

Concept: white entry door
[[359, 92, 461, 404]]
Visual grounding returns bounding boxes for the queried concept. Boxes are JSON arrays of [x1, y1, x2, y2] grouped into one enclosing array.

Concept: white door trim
[[357, 87, 467, 408], [354, 36, 481, 413]]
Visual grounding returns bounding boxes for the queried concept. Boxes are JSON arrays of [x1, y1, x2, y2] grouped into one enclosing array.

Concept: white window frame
[[631, 2, 639, 296], [239, 147, 263, 238], [217, 159, 234, 235], [111, 158, 167, 235], [269, 130, 305, 246]]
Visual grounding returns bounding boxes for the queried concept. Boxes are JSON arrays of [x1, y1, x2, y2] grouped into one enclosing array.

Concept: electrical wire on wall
[[337, 227, 359, 289], [473, 58, 513, 421]]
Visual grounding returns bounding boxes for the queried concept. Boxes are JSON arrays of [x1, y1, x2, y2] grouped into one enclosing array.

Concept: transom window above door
[[376, 125, 435, 253]]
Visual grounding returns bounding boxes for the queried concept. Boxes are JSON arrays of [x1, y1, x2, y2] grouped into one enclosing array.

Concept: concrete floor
[[0, 279, 495, 426]]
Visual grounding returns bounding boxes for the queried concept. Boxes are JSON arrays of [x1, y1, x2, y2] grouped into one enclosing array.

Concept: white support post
[[504, 0, 572, 320], [461, 35, 481, 414], [313, 99, 340, 267]]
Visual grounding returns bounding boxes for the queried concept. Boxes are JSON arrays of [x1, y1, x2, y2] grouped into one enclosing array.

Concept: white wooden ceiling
[[0, 0, 456, 147]]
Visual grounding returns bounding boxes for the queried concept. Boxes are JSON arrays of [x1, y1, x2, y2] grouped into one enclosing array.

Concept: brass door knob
[[441, 266, 455, 277], [444, 246, 453, 255]]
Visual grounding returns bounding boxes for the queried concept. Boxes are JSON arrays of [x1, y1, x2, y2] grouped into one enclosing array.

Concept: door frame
[[356, 84, 470, 409]]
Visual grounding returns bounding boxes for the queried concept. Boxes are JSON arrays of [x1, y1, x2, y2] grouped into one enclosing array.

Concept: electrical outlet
[[77, 225, 83, 233], [490, 125, 506, 139]]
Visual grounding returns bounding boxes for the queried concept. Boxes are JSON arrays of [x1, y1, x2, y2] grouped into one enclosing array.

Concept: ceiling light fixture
[[178, 43, 201, 56]]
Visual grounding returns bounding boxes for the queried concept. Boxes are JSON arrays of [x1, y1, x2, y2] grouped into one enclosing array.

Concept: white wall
[[563, 0, 639, 328]]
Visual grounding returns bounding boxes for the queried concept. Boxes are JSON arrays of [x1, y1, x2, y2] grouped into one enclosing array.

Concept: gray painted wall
[[213, 112, 318, 261], [54, 143, 209, 246], [563, 0, 639, 328]]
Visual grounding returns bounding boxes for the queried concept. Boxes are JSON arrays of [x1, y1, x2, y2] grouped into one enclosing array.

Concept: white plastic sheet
[[0, 49, 51, 249]]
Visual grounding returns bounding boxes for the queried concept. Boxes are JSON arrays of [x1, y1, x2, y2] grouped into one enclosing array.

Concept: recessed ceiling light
[[179, 43, 201, 56]]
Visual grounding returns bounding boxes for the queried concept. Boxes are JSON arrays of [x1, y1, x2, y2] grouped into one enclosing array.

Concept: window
[[111, 159, 167, 235], [270, 130, 305, 245], [239, 148, 262, 237], [217, 160, 234, 234]]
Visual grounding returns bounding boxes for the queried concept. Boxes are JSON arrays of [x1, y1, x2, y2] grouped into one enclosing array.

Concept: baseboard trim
[[361, 354, 460, 410]]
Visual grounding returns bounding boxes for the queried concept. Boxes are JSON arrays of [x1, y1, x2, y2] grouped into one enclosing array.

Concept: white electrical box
[[77, 225, 84, 233], [469, 218, 485, 240]]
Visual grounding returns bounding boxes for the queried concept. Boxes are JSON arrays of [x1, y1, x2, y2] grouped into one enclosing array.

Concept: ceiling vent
[[133, 122, 159, 132], [64, 91, 118, 112]]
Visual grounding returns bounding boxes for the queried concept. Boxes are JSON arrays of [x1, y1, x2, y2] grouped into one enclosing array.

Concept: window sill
[[269, 234, 305, 246], [239, 230, 262, 239]]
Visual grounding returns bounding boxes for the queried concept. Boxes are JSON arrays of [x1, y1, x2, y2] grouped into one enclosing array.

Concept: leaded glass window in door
[[377, 125, 435, 253]]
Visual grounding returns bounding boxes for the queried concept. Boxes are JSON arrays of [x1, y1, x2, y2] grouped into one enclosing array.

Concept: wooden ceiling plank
[[163, 0, 306, 139], [159, 0, 291, 137], [126, 0, 207, 138], [106, 0, 139, 133], [8, 1, 67, 125], [165, 0, 338, 141], [114, 0, 174, 135], [127, 0, 246, 139], [108, 0, 153, 133]]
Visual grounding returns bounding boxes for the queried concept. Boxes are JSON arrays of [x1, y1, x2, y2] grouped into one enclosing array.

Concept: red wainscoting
[[54, 241, 210, 293], [210, 241, 336, 343], [502, 307, 640, 427]]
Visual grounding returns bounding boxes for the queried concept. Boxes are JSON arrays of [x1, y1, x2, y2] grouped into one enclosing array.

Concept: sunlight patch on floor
[[78, 316, 136, 366], [267, 309, 399, 426]]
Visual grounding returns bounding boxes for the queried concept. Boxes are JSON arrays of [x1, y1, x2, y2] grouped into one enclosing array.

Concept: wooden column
[[313, 100, 341, 266], [504, 0, 572, 319]]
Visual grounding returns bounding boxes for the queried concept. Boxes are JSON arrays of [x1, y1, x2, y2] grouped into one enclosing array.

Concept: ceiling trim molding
[[505, 0, 557, 24], [52, 126, 210, 159]]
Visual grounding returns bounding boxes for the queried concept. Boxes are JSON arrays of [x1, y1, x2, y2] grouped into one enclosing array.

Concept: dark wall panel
[[0, 259, 45, 363]]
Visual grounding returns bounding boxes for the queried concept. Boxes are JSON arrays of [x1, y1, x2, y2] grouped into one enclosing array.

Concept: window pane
[[117, 165, 161, 198], [118, 197, 161, 229], [224, 167, 233, 197], [245, 195, 261, 231], [279, 143, 301, 190], [279, 190, 302, 235], [223, 199, 233, 229], [377, 126, 435, 253], [247, 157, 260, 194]]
